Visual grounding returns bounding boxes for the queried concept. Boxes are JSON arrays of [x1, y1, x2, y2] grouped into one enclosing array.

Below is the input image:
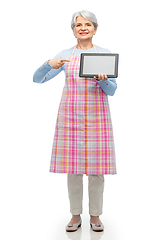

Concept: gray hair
[[71, 10, 98, 29]]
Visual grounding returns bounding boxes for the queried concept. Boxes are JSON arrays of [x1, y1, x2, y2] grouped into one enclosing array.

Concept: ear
[[94, 27, 97, 35], [73, 28, 76, 37]]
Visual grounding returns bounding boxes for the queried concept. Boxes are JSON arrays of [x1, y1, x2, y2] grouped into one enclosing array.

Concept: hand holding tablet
[[79, 53, 119, 78], [94, 73, 108, 81]]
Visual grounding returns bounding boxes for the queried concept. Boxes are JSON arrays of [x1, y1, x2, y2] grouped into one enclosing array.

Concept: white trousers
[[67, 174, 104, 216]]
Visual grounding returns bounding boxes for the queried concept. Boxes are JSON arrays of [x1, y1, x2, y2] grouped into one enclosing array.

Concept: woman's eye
[[76, 24, 91, 27]]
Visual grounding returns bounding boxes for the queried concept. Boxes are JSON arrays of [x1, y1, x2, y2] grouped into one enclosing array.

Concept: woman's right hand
[[48, 58, 70, 69]]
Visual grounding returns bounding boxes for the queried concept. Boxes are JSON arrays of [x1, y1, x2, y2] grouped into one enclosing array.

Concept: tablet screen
[[79, 53, 119, 78]]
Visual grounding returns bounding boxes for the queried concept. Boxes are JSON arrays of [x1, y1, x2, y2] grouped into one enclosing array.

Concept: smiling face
[[73, 16, 97, 42]]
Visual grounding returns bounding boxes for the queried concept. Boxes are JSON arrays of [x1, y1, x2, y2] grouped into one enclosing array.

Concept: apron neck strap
[[71, 45, 76, 56], [93, 45, 98, 53]]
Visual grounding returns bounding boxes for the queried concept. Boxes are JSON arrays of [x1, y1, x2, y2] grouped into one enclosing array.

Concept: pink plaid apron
[[50, 46, 116, 175]]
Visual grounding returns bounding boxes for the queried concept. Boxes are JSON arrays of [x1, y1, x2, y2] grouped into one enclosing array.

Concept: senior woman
[[33, 10, 117, 232]]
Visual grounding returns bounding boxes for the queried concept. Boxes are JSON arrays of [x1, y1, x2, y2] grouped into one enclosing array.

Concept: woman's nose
[[81, 25, 86, 30]]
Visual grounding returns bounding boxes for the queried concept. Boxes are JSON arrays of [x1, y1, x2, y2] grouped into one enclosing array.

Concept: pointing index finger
[[60, 58, 71, 62]]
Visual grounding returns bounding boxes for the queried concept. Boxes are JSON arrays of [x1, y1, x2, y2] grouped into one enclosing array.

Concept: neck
[[76, 40, 93, 50]]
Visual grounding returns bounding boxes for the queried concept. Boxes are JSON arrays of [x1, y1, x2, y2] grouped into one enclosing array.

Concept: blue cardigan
[[33, 45, 117, 96]]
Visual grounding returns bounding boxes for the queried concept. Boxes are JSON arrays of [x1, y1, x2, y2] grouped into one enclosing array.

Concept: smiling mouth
[[80, 32, 88, 35]]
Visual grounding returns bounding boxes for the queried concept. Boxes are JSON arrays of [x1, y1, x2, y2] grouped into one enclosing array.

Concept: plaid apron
[[50, 46, 116, 175]]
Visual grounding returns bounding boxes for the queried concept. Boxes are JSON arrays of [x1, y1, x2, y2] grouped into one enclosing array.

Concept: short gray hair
[[71, 10, 98, 29]]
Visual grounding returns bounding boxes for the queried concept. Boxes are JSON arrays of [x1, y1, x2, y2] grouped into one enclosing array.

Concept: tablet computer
[[79, 53, 119, 78]]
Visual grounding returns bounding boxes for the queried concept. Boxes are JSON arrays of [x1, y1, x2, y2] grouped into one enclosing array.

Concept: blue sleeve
[[97, 78, 117, 96], [33, 51, 66, 84]]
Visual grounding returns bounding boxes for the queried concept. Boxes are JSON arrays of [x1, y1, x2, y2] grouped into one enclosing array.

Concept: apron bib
[[50, 46, 116, 175]]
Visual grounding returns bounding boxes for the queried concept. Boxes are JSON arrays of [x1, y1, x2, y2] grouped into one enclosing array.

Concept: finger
[[58, 59, 70, 68], [104, 74, 108, 80], [57, 62, 65, 68], [60, 59, 71, 63], [59, 63, 64, 67], [99, 73, 104, 80]]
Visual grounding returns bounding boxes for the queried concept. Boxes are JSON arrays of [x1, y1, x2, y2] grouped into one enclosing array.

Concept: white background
[[0, 0, 167, 240]]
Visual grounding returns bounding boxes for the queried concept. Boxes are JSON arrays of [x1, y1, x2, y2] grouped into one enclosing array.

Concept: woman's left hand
[[94, 73, 108, 81]]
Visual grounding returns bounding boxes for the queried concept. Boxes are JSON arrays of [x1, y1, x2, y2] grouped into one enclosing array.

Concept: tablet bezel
[[79, 53, 119, 78]]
